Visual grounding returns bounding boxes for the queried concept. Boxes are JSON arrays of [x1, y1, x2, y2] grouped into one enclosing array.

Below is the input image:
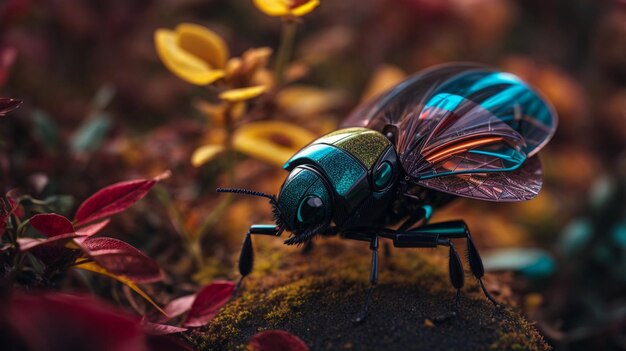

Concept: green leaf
[[32, 110, 60, 151], [70, 113, 112, 155]]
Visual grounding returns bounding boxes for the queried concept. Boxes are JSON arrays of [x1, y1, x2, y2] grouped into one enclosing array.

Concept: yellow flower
[[219, 86, 267, 103], [191, 144, 225, 167], [155, 23, 229, 85], [233, 121, 316, 166], [360, 64, 406, 102], [276, 85, 344, 117], [253, 0, 319, 17]]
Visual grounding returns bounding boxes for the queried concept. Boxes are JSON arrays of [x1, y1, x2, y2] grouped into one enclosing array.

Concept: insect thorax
[[282, 127, 401, 228]]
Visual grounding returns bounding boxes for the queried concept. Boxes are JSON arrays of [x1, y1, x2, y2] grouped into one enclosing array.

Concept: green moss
[[189, 238, 550, 351]]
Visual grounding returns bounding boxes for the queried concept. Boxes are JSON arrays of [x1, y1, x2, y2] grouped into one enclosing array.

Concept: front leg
[[354, 235, 379, 324], [237, 224, 281, 288]]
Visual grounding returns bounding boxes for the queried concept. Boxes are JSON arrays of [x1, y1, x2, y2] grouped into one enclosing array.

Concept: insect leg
[[390, 221, 497, 305], [398, 203, 433, 231], [237, 224, 281, 290], [430, 220, 498, 305], [439, 239, 464, 307], [354, 235, 379, 324], [391, 229, 464, 300]]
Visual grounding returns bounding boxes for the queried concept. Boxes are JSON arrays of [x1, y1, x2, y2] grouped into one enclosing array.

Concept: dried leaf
[[248, 330, 309, 351], [75, 261, 166, 316], [183, 280, 235, 327]]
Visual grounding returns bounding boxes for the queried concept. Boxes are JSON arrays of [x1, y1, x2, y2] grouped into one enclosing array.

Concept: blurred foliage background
[[0, 0, 625, 350]]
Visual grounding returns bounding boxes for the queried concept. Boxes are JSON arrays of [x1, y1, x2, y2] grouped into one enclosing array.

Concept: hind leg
[[391, 220, 497, 305]]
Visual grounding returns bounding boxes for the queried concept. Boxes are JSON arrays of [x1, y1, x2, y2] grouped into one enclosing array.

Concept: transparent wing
[[417, 156, 543, 202], [342, 63, 557, 201]]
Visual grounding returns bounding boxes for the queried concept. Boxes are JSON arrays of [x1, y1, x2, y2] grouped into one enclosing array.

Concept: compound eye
[[296, 195, 325, 225], [373, 161, 393, 189]]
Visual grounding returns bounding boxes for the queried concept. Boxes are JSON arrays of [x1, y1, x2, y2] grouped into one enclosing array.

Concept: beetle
[[218, 63, 557, 322]]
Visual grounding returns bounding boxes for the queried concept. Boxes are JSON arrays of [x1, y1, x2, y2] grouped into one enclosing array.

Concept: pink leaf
[[163, 293, 197, 320], [80, 237, 163, 283], [74, 172, 169, 226], [141, 320, 188, 335], [3, 292, 146, 351], [248, 330, 309, 351], [0, 97, 21, 116], [182, 281, 235, 327], [75, 219, 110, 237], [29, 213, 75, 237], [18, 233, 79, 251]]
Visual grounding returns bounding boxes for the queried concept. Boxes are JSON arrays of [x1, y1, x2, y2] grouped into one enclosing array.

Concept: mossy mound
[[189, 238, 549, 351]]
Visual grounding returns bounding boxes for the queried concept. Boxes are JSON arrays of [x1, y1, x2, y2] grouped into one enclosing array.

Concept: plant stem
[[274, 19, 298, 85], [153, 185, 204, 269], [190, 102, 237, 244]]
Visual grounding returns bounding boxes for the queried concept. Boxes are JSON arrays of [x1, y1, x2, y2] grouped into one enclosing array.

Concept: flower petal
[[276, 85, 345, 116], [175, 23, 229, 69], [191, 144, 225, 167], [360, 64, 406, 102], [253, 0, 319, 17], [219, 85, 267, 103], [233, 121, 316, 166], [154, 29, 225, 85], [252, 0, 290, 17], [291, 0, 320, 16]]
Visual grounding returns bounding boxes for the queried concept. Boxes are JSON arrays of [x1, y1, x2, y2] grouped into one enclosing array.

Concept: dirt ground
[[190, 237, 549, 351]]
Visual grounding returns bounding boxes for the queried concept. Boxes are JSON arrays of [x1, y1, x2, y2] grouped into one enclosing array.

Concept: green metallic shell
[[313, 127, 390, 169], [283, 143, 367, 204]]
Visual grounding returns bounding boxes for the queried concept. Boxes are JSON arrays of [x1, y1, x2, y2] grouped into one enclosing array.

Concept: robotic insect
[[218, 63, 557, 322]]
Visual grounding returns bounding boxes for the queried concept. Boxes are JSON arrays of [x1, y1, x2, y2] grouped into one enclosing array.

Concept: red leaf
[[163, 293, 196, 320], [182, 281, 235, 327], [80, 237, 163, 283], [248, 330, 309, 351], [0, 192, 18, 238], [147, 335, 198, 351], [30, 213, 75, 237], [141, 320, 188, 335], [75, 219, 110, 237], [74, 172, 169, 226], [0, 47, 17, 87], [0, 97, 21, 116], [17, 233, 79, 251], [2, 292, 146, 351]]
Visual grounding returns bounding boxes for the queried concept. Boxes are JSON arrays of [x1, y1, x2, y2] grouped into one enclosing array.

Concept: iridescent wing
[[342, 63, 557, 201]]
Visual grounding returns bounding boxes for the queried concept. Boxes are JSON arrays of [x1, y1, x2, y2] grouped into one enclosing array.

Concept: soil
[[189, 237, 549, 351]]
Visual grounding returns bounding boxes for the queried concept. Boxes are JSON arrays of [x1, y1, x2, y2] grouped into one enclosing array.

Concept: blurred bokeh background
[[1, 0, 625, 350]]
